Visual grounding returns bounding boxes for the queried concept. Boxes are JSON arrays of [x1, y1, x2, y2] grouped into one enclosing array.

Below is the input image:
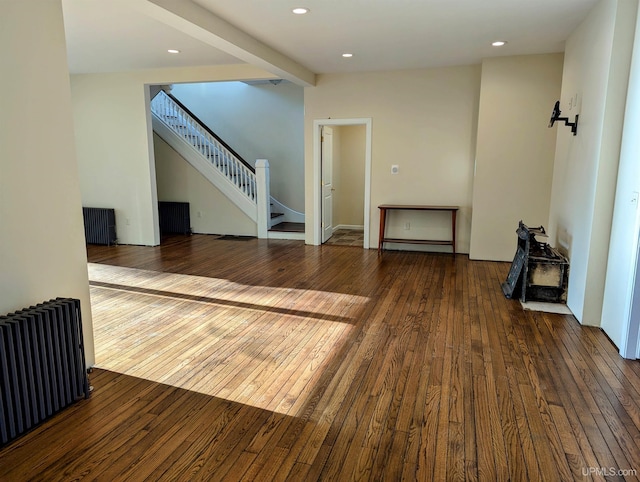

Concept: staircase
[[150, 90, 304, 239]]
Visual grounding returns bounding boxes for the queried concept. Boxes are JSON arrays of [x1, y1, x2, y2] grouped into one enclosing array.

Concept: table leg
[[451, 210, 457, 255], [378, 208, 387, 254]]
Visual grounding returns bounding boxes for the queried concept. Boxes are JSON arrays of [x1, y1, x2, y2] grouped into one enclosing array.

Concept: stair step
[[271, 212, 284, 219], [270, 222, 304, 233]]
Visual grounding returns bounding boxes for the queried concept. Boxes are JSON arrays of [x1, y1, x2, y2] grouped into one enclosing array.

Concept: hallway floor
[[325, 228, 365, 247]]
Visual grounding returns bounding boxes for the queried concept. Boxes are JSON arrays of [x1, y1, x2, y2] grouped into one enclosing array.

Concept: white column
[[0, 0, 95, 365], [255, 159, 270, 238]]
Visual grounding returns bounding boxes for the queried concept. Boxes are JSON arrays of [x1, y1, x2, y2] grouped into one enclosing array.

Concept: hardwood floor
[[1, 234, 640, 481]]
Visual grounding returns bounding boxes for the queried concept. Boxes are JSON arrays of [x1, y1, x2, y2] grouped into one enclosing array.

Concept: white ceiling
[[62, 0, 240, 73], [62, 0, 599, 77]]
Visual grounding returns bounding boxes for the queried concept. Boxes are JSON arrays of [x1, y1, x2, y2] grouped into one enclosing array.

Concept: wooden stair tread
[[269, 222, 304, 233]]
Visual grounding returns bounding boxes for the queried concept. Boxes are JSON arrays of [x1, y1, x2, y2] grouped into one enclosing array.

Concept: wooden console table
[[378, 205, 459, 255]]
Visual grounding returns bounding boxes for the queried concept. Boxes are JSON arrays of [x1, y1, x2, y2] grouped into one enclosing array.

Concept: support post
[[255, 159, 270, 239]]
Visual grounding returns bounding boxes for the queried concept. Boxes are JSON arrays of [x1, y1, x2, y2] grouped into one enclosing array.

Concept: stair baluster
[[150, 91, 257, 201]]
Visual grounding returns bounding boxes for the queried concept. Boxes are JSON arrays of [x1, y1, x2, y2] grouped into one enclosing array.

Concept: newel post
[[255, 159, 270, 239]]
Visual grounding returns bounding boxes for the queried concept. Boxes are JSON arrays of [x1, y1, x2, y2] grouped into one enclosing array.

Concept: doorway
[[313, 118, 372, 248]]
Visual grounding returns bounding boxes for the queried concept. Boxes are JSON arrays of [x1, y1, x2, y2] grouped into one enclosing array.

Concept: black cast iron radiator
[[0, 298, 90, 446], [83, 207, 117, 245], [158, 201, 191, 235]]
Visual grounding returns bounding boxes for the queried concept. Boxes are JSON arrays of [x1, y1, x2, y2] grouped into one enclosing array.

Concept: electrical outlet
[[569, 93, 578, 110], [391, 165, 399, 174], [404, 222, 410, 230], [125, 218, 130, 226], [197, 211, 202, 218]]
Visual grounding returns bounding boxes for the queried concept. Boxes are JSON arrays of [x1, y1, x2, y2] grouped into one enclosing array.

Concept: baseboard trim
[[333, 224, 364, 232], [267, 231, 305, 241]]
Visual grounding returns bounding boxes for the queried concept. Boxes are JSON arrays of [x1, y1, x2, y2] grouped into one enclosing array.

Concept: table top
[[378, 204, 459, 211]]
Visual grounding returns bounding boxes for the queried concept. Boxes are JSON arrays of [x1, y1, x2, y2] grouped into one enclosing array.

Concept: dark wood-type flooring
[[270, 222, 305, 233], [1, 235, 640, 481]]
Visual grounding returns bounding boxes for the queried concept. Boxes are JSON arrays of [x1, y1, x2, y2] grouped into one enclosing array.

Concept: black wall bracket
[[548, 100, 578, 136]]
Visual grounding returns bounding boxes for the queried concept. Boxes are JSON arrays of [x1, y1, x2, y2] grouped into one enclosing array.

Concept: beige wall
[[305, 66, 481, 251], [154, 134, 257, 236], [334, 125, 366, 227], [470, 53, 564, 261], [0, 0, 94, 365], [70, 64, 277, 246], [72, 76, 159, 246], [549, 0, 637, 325]]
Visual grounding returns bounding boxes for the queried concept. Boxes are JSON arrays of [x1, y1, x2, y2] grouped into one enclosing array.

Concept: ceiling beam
[[132, 0, 316, 86]]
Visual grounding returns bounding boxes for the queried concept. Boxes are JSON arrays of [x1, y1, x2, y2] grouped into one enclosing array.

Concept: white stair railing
[[150, 91, 256, 201]]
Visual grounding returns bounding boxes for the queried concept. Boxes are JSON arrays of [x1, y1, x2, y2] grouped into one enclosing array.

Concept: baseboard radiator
[[83, 207, 117, 245], [0, 298, 90, 446], [159, 201, 191, 235]]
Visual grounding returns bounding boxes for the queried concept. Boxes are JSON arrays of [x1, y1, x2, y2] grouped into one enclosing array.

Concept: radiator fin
[[83, 207, 117, 245], [0, 299, 90, 446], [158, 201, 191, 235]]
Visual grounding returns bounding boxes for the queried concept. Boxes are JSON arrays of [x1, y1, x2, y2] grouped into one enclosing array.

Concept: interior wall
[[71, 76, 159, 246], [170, 81, 305, 212], [470, 53, 564, 261], [305, 66, 481, 252], [154, 134, 257, 236], [70, 64, 278, 246], [335, 125, 366, 227], [548, 0, 637, 325], [0, 0, 95, 365], [602, 4, 640, 354]]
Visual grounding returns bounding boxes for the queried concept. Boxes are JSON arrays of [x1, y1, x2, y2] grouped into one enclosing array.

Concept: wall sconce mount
[[548, 100, 578, 136]]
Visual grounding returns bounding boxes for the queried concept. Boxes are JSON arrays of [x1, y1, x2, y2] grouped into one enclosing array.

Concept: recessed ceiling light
[[167, 49, 181, 54], [491, 41, 507, 47], [342, 53, 353, 58], [292, 7, 309, 14]]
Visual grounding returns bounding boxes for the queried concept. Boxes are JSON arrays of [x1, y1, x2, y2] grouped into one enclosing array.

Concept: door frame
[[313, 118, 372, 247]]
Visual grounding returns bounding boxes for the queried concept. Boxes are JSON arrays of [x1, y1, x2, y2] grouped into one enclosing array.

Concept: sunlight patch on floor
[[89, 263, 367, 415]]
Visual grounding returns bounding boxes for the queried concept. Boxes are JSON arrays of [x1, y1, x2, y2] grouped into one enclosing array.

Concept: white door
[[321, 126, 334, 243]]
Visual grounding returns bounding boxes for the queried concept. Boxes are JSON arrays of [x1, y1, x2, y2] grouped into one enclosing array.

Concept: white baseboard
[[267, 231, 305, 241], [333, 224, 364, 232]]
